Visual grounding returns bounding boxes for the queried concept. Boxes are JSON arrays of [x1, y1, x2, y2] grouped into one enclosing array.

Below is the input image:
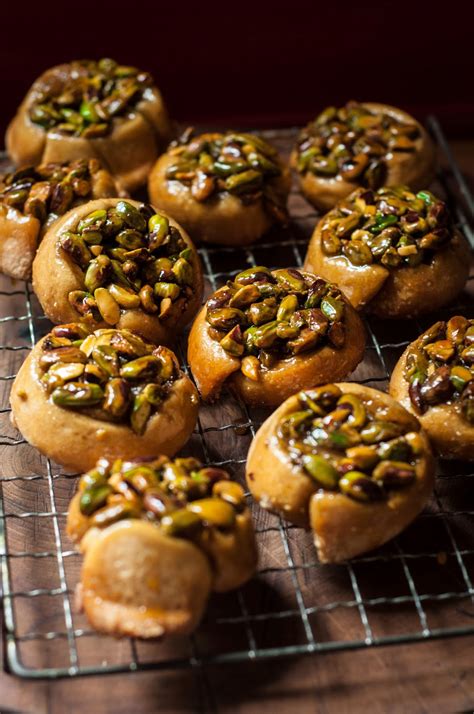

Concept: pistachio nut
[[296, 101, 420, 188], [205, 267, 347, 366], [406, 317, 474, 422], [61, 201, 197, 325], [318, 185, 453, 268], [165, 130, 286, 221], [278, 386, 425, 502]]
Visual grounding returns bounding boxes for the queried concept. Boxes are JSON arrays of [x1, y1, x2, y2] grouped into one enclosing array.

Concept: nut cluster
[[29, 58, 153, 138], [405, 317, 474, 423], [320, 186, 452, 268], [295, 102, 420, 188], [39, 324, 181, 434], [278, 385, 422, 502], [205, 267, 346, 379], [59, 200, 195, 325], [0, 159, 108, 228], [77, 456, 246, 537], [166, 129, 287, 220]]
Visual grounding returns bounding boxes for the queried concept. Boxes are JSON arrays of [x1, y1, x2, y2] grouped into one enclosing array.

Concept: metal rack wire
[[1, 119, 474, 680]]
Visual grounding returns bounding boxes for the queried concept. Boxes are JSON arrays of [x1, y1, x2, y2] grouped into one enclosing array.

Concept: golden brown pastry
[[148, 129, 291, 245], [6, 58, 172, 193], [246, 383, 435, 563], [292, 101, 435, 212], [32, 198, 203, 345], [304, 186, 470, 318], [10, 324, 199, 472], [188, 266, 365, 407], [67, 456, 257, 638], [0, 159, 120, 281], [390, 316, 474, 459]]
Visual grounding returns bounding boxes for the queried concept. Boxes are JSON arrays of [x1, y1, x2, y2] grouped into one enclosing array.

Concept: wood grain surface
[[1, 137, 474, 714]]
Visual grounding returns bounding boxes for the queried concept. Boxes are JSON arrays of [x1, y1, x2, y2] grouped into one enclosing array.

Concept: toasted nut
[[103, 378, 131, 417], [446, 316, 469, 344], [115, 229, 144, 250], [372, 461, 416, 489], [160, 297, 173, 318], [450, 365, 473, 392], [360, 420, 404, 444], [92, 345, 120, 376], [320, 296, 344, 322], [51, 323, 90, 341], [241, 355, 260, 381], [94, 288, 121, 325], [161, 509, 203, 537], [229, 285, 261, 308], [376, 437, 413, 462], [130, 392, 152, 435], [337, 394, 366, 427], [154, 282, 181, 301], [188, 498, 236, 528], [84, 255, 111, 292], [172, 258, 193, 285], [139, 285, 158, 313], [51, 382, 104, 407], [212, 481, 245, 508], [220, 325, 244, 356], [424, 340, 455, 362], [59, 232, 92, 268], [273, 269, 307, 293], [79, 485, 112, 515], [148, 214, 169, 249], [120, 355, 159, 379], [302, 454, 339, 489], [306, 384, 342, 410], [277, 294, 299, 321], [345, 445, 379, 469], [90, 501, 138, 527], [339, 471, 385, 502], [115, 201, 146, 231], [108, 283, 141, 309], [42, 361, 85, 390], [249, 300, 278, 325], [207, 307, 245, 331], [40, 346, 87, 368]]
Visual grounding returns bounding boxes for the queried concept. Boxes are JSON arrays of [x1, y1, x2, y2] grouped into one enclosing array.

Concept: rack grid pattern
[[1, 118, 474, 680]]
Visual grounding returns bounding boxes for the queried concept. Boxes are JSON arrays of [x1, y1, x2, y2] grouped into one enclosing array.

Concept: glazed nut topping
[[77, 456, 246, 535], [165, 129, 287, 221], [205, 267, 346, 378], [320, 186, 452, 268], [405, 316, 474, 423], [296, 101, 421, 188], [278, 385, 423, 502], [0, 159, 106, 227], [29, 58, 154, 137], [59, 201, 195, 324], [39, 324, 181, 434]]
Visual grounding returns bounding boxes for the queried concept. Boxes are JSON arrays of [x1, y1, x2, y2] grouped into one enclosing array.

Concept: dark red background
[[1, 0, 472, 139]]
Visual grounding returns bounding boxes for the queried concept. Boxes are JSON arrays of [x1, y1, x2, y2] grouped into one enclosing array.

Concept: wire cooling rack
[[1, 120, 474, 680]]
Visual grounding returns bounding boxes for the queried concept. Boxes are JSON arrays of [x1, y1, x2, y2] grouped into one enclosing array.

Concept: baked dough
[[246, 382, 434, 562], [10, 324, 199, 472], [0, 159, 120, 281], [6, 58, 172, 193], [292, 101, 435, 212], [304, 186, 470, 317], [148, 130, 291, 245], [188, 266, 365, 407], [390, 316, 474, 459], [32, 198, 203, 345], [67, 456, 257, 637]]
